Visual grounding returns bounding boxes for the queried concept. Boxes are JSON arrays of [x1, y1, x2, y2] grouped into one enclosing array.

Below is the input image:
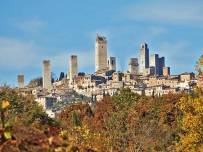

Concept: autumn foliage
[[0, 87, 202, 152]]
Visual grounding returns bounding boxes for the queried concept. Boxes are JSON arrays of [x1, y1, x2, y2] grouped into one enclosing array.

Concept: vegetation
[[28, 77, 43, 87], [195, 54, 203, 75], [59, 72, 65, 81], [0, 86, 202, 152], [176, 89, 203, 152]]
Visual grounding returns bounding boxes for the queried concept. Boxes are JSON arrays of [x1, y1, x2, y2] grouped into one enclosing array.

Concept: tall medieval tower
[[43, 60, 52, 90], [17, 74, 24, 88], [69, 55, 78, 82], [95, 35, 108, 72], [129, 58, 139, 74], [108, 57, 116, 71], [139, 43, 149, 74]]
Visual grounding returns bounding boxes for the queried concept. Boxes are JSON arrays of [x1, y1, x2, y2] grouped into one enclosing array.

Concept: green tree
[[105, 88, 140, 151], [72, 111, 81, 127], [28, 77, 42, 87], [0, 86, 57, 126], [195, 54, 203, 75], [59, 72, 65, 81]]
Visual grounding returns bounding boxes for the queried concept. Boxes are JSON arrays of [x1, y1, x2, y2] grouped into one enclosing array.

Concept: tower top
[[43, 60, 50, 64], [96, 34, 107, 43], [140, 42, 148, 49], [71, 55, 77, 58], [129, 58, 138, 66]]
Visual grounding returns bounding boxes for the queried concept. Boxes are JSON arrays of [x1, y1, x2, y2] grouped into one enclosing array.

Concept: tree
[[72, 111, 81, 127], [28, 77, 42, 87], [59, 72, 65, 81], [104, 88, 140, 151], [176, 90, 203, 152], [195, 54, 203, 75], [0, 86, 58, 127], [58, 102, 93, 129]]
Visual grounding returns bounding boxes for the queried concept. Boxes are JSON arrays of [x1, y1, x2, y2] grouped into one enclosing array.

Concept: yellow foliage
[[1, 100, 10, 109], [176, 94, 203, 152], [57, 125, 104, 151]]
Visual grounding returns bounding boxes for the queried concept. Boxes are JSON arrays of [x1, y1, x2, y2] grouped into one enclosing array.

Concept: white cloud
[[15, 17, 45, 33], [0, 37, 42, 69], [123, 1, 203, 24]]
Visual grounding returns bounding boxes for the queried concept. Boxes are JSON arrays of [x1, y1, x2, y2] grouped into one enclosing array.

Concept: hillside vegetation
[[0, 87, 202, 152]]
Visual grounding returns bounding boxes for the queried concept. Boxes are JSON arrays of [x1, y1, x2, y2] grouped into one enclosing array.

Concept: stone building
[[158, 57, 165, 75], [144, 76, 179, 88], [150, 54, 165, 76], [69, 55, 78, 82], [122, 72, 131, 82], [139, 43, 149, 74], [129, 58, 139, 74], [143, 67, 155, 76], [112, 72, 123, 82], [95, 35, 108, 72], [17, 74, 24, 88], [43, 60, 52, 90], [163, 67, 170, 76], [150, 54, 159, 75], [108, 57, 116, 71], [180, 72, 195, 82]]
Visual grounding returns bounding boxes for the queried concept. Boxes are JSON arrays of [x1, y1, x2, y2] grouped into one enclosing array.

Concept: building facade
[[158, 57, 165, 75], [163, 67, 170, 76], [150, 54, 159, 75], [43, 60, 52, 90], [180, 72, 195, 82], [95, 35, 108, 72], [69, 55, 78, 82], [129, 58, 139, 74], [17, 74, 24, 88], [139, 43, 149, 74], [108, 56, 116, 71]]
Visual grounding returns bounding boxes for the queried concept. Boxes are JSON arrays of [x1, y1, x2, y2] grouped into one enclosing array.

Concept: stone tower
[[108, 57, 116, 71], [150, 54, 159, 75], [139, 43, 149, 74], [129, 58, 139, 74], [95, 35, 108, 72], [69, 55, 78, 81], [17, 74, 24, 88], [158, 57, 165, 75], [43, 60, 52, 90], [163, 67, 170, 76]]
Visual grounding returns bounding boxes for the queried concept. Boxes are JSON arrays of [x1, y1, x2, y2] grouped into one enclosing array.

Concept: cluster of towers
[[41, 55, 78, 90], [17, 34, 170, 89], [94, 35, 170, 76], [139, 43, 170, 76], [95, 35, 138, 74]]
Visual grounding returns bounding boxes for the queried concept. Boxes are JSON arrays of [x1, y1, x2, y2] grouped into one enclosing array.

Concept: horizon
[[0, 0, 203, 86]]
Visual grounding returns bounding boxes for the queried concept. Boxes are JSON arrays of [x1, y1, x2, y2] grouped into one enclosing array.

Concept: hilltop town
[[16, 35, 199, 117]]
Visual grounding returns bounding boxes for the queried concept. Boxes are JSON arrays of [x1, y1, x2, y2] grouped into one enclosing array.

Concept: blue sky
[[0, 0, 203, 86]]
